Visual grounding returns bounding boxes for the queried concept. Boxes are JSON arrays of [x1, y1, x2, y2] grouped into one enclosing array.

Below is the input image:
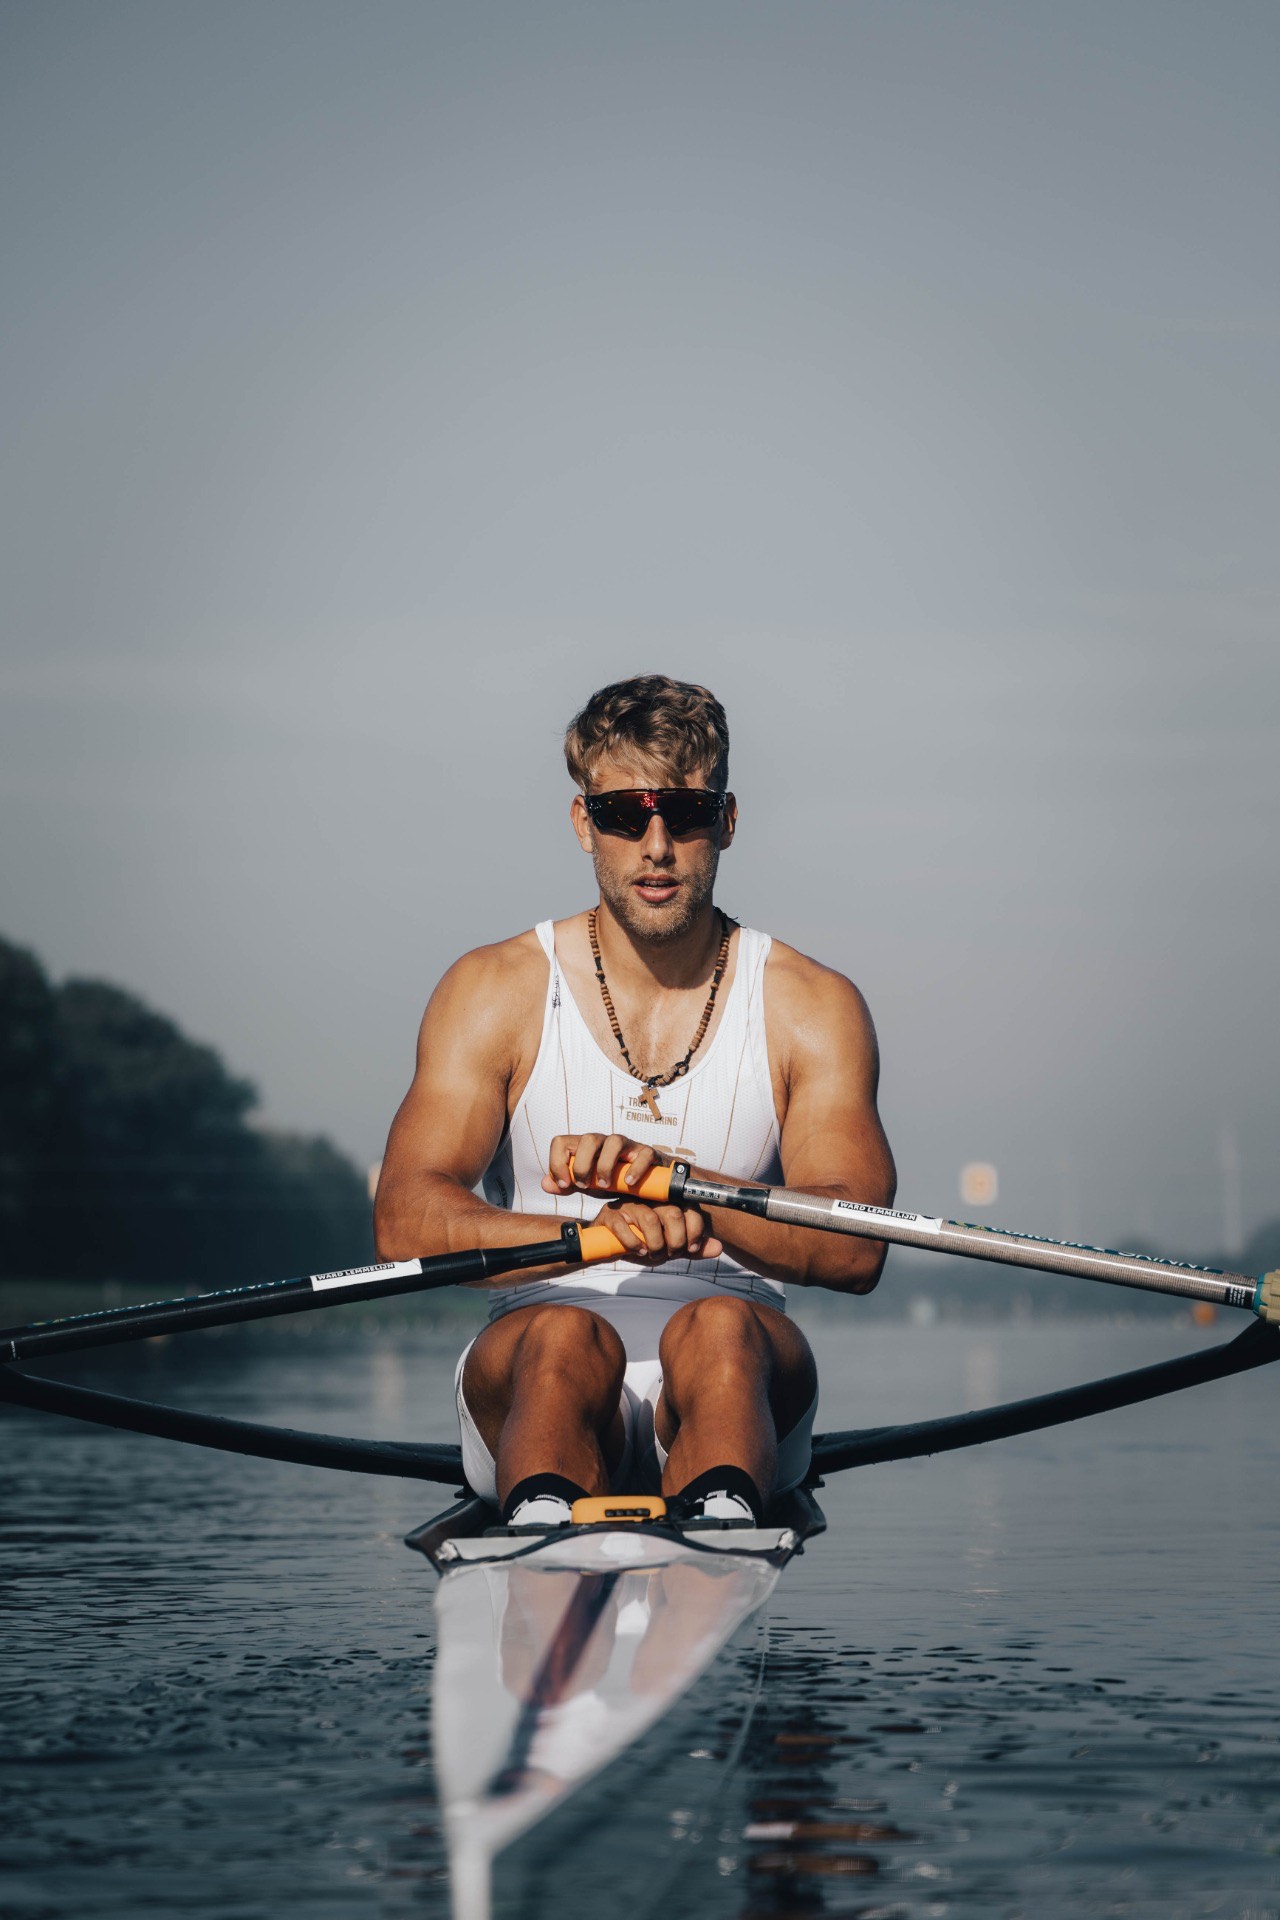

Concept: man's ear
[[570, 792, 594, 854], [720, 792, 738, 849]]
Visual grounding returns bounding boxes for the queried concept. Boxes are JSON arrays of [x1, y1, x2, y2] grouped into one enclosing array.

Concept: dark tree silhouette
[[0, 936, 373, 1283], [0, 939, 67, 1273]]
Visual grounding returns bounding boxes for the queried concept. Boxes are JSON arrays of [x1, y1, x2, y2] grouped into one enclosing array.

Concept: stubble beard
[[593, 849, 720, 947]]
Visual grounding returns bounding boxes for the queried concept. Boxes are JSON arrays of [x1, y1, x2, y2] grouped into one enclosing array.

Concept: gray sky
[[2, 1, 1277, 1258]]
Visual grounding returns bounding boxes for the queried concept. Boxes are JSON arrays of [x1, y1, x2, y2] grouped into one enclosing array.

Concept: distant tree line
[[0, 936, 374, 1284]]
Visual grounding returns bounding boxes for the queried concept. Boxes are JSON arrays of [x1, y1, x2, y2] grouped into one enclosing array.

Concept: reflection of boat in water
[[408, 1488, 826, 1920]]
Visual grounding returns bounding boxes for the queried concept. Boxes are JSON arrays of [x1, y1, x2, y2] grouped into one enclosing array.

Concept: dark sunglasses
[[583, 788, 728, 839]]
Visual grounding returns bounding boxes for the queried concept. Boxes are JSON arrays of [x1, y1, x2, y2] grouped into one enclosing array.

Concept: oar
[[11, 1157, 1272, 1364], [584, 1161, 1280, 1323], [0, 1218, 633, 1362]]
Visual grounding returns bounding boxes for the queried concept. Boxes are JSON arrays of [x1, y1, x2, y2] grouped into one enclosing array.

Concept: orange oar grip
[[564, 1158, 674, 1203], [578, 1220, 632, 1262], [620, 1162, 674, 1202]]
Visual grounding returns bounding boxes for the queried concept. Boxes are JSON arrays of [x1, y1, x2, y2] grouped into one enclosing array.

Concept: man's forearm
[[374, 1171, 580, 1277], [700, 1178, 888, 1293], [375, 1163, 887, 1294]]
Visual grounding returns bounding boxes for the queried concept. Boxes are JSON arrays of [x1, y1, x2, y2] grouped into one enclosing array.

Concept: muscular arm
[[709, 953, 896, 1292], [374, 942, 563, 1263]]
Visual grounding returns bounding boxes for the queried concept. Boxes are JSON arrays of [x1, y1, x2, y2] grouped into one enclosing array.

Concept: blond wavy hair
[[564, 675, 730, 792]]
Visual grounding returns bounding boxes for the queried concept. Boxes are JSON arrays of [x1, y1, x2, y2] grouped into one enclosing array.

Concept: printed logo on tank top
[[625, 1093, 679, 1127]]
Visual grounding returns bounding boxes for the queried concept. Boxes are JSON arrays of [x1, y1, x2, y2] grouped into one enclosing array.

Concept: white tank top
[[482, 919, 785, 1321]]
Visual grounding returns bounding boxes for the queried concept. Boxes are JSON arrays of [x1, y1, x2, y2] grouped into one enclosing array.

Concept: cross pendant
[[640, 1085, 663, 1121]]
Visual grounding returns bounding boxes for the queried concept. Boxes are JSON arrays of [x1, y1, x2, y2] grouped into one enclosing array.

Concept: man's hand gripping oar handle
[[567, 1159, 677, 1262], [575, 1222, 636, 1259]]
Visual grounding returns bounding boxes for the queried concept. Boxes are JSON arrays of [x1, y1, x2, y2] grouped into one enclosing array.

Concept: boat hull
[[409, 1491, 823, 1919]]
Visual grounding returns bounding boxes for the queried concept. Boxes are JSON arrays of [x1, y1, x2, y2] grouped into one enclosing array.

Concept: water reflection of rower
[[486, 1551, 760, 1802]]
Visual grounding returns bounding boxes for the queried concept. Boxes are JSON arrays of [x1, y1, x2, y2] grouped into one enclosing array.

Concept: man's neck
[[592, 901, 724, 993]]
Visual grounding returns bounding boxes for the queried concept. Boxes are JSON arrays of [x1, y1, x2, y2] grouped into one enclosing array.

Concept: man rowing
[[374, 675, 896, 1529]]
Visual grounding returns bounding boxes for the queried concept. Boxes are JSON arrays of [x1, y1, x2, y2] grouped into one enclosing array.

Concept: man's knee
[[659, 1294, 767, 1378], [513, 1304, 626, 1391]]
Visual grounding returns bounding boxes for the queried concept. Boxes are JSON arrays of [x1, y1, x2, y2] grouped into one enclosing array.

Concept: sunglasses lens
[[658, 792, 721, 833], [588, 793, 650, 836], [587, 790, 723, 836]]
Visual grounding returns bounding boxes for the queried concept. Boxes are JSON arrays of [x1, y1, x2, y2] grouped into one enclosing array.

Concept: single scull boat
[[408, 1485, 824, 1920]]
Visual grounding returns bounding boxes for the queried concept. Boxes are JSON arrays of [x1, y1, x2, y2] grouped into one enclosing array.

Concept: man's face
[[570, 754, 737, 944]]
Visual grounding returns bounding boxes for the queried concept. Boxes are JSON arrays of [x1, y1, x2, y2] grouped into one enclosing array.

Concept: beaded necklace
[[587, 907, 733, 1120]]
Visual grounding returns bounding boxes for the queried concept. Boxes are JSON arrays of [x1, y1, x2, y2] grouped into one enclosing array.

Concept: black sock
[[500, 1473, 589, 1524], [670, 1465, 764, 1523]]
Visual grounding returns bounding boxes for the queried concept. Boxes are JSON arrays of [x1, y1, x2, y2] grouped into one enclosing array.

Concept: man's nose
[[639, 813, 675, 858]]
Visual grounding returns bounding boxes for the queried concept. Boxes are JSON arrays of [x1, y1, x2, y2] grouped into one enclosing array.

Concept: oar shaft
[[659, 1165, 1269, 1318], [1, 1223, 619, 1362], [1, 1254, 485, 1361], [770, 1193, 1256, 1310]]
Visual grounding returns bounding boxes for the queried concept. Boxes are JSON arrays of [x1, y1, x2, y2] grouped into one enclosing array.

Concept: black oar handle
[[0, 1225, 598, 1362]]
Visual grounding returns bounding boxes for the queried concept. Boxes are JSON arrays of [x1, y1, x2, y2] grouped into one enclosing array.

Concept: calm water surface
[[3, 1314, 1278, 1919]]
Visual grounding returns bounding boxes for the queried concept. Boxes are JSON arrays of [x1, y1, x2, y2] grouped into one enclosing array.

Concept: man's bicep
[[776, 976, 896, 1203], [382, 1067, 507, 1193], [381, 970, 513, 1191]]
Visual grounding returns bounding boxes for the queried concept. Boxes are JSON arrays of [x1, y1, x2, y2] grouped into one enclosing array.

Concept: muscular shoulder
[[763, 937, 880, 1086], [433, 926, 547, 1003], [418, 928, 549, 1075]]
